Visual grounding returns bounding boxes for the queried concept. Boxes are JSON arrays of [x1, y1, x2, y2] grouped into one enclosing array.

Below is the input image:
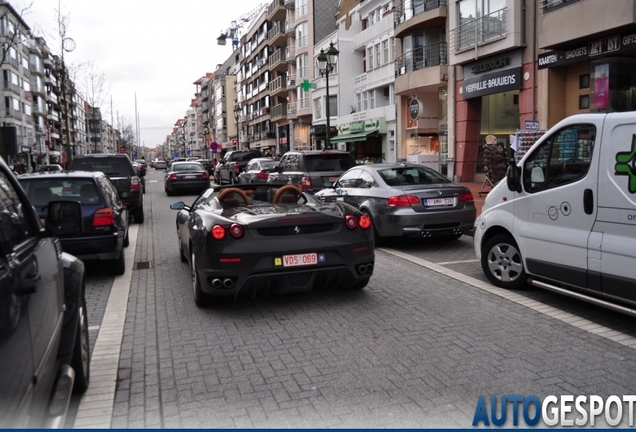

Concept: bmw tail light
[[459, 192, 474, 203], [387, 195, 420, 207], [93, 208, 114, 227], [130, 176, 141, 190], [301, 176, 312, 190], [211, 225, 226, 240], [229, 223, 244, 239], [168, 173, 178, 180], [345, 214, 358, 230], [258, 171, 269, 180], [359, 215, 371, 229]]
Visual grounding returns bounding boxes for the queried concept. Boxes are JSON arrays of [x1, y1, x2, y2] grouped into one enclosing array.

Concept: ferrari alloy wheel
[[481, 234, 527, 289], [191, 252, 208, 307]]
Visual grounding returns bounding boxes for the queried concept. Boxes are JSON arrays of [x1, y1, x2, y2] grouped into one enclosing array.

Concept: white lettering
[[574, 396, 588, 426], [542, 395, 559, 426], [560, 395, 574, 426], [606, 396, 622, 426], [589, 395, 603, 426], [539, 54, 558, 66], [566, 47, 587, 59]]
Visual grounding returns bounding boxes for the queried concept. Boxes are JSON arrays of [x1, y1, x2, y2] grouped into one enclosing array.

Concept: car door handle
[[583, 188, 594, 215]]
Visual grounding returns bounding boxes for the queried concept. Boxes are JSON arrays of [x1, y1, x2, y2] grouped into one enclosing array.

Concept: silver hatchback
[[315, 163, 476, 240]]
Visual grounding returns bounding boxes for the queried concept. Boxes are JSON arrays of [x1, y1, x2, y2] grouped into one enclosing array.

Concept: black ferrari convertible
[[170, 184, 375, 306]]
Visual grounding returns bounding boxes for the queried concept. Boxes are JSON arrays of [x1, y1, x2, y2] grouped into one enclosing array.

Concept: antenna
[[217, 2, 268, 47]]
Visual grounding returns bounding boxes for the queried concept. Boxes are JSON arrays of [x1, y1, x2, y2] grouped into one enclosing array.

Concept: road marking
[[378, 247, 636, 350], [88, 326, 100, 331], [149, 180, 158, 183], [73, 224, 139, 428], [435, 259, 479, 265]]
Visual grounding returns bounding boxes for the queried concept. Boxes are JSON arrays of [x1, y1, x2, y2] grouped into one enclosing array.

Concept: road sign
[[210, 141, 220, 153]]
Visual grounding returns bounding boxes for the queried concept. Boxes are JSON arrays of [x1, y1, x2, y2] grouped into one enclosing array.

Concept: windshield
[[304, 155, 356, 172], [71, 159, 132, 177], [172, 163, 204, 172], [20, 178, 102, 206]]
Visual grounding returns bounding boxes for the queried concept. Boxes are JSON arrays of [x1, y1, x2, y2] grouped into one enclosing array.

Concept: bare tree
[[117, 115, 136, 157], [81, 62, 110, 153]]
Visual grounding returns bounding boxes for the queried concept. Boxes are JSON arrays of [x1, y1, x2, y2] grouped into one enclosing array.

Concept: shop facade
[[330, 117, 388, 164]]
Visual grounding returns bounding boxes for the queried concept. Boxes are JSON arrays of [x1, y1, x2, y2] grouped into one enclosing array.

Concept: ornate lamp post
[[233, 103, 242, 150], [316, 42, 339, 150]]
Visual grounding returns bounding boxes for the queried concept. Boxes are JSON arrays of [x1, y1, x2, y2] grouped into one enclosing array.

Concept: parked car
[[37, 163, 64, 173], [267, 150, 356, 193], [237, 157, 279, 184], [164, 161, 210, 196], [132, 162, 146, 194], [155, 160, 167, 170], [0, 156, 90, 427], [315, 163, 476, 241], [170, 183, 375, 306], [168, 157, 187, 170], [19, 171, 130, 275], [196, 159, 214, 175], [68, 153, 145, 223], [214, 149, 263, 184]]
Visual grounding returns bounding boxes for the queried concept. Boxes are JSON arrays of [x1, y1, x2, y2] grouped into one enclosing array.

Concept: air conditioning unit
[[288, 79, 296, 86], [262, 107, 269, 115]]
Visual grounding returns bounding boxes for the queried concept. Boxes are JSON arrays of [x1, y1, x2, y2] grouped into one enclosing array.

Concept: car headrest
[[222, 198, 240, 208], [278, 194, 297, 204]]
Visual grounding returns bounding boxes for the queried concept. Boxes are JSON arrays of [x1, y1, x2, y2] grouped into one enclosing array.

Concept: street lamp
[[233, 103, 242, 149], [316, 42, 339, 150]]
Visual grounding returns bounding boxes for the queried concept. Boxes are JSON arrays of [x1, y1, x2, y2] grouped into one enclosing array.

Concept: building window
[[375, 43, 381, 68], [369, 89, 375, 109], [367, 47, 374, 70], [542, 0, 581, 12], [382, 40, 389, 65], [456, 0, 507, 51], [356, 93, 361, 112], [579, 74, 590, 89], [579, 94, 590, 110]]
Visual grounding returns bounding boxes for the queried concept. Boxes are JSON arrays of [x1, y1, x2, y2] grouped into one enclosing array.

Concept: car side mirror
[[506, 164, 522, 193], [170, 201, 190, 211], [46, 201, 83, 236]]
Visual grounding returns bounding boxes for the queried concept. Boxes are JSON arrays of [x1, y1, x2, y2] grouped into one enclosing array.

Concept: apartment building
[[536, 0, 636, 125], [320, 0, 397, 163], [212, 56, 238, 156]]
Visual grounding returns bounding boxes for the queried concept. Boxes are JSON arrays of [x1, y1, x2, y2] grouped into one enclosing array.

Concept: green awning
[[329, 132, 369, 143]]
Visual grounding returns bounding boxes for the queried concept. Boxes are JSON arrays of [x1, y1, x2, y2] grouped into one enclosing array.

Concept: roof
[[18, 171, 107, 179]]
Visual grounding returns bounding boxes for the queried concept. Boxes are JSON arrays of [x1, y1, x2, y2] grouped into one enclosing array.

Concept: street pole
[[317, 42, 339, 152], [325, 70, 330, 151]]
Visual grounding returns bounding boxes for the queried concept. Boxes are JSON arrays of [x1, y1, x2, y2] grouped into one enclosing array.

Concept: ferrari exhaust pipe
[[357, 264, 368, 275], [420, 231, 432, 238], [366, 263, 374, 274], [223, 278, 234, 289], [211, 279, 223, 289]]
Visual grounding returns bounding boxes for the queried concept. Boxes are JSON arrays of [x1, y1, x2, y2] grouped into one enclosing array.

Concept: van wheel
[[481, 234, 527, 289], [71, 294, 90, 393]]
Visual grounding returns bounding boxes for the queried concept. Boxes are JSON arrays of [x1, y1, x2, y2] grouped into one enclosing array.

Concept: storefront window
[[476, 90, 519, 174]]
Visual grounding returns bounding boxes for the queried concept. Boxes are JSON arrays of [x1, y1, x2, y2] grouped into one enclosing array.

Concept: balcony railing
[[286, 46, 296, 62], [269, 75, 287, 94], [268, 0, 285, 16], [268, 21, 286, 42], [271, 102, 287, 120], [287, 102, 297, 119], [296, 34, 308, 49], [298, 97, 310, 110], [450, 7, 507, 52], [395, 0, 447, 26], [395, 41, 448, 76], [268, 49, 285, 68]]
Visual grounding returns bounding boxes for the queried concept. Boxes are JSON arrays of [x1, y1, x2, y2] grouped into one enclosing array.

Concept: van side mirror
[[506, 164, 522, 193], [46, 201, 83, 236]]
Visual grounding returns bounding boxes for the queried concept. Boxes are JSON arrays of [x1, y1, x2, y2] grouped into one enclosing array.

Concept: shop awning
[[329, 132, 369, 143]]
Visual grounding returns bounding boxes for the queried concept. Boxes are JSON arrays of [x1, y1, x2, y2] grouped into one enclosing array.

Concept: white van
[[474, 111, 636, 314]]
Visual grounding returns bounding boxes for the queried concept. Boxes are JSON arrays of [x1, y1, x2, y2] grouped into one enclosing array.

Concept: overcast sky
[[19, 0, 268, 149]]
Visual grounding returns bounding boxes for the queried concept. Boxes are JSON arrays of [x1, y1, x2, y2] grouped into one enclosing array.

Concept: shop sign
[[408, 99, 421, 122], [462, 67, 522, 99], [337, 118, 385, 136], [525, 120, 540, 130], [310, 125, 338, 135], [538, 33, 636, 69], [471, 57, 510, 75]]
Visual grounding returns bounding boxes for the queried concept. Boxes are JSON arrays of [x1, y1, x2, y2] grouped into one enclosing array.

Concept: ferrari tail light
[[345, 214, 358, 230], [387, 195, 420, 207], [93, 208, 114, 227], [202, 172, 210, 179], [229, 223, 244, 239], [301, 176, 312, 190], [211, 224, 226, 240], [168, 173, 178, 180], [359, 215, 371, 229], [130, 176, 141, 190], [459, 192, 474, 203], [258, 171, 269, 180]]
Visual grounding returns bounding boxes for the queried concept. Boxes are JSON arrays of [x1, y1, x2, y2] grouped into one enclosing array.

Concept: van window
[[523, 125, 595, 193]]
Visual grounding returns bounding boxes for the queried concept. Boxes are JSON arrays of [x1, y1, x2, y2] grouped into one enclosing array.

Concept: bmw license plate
[[184, 175, 196, 179], [424, 197, 454, 207], [278, 252, 325, 267]]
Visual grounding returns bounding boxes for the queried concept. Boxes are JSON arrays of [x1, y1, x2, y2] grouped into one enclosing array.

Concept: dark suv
[[0, 156, 90, 427], [267, 150, 357, 193], [214, 149, 263, 184], [69, 154, 145, 223]]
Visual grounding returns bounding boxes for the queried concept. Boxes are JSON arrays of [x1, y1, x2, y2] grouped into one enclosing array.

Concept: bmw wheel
[[481, 234, 528, 289]]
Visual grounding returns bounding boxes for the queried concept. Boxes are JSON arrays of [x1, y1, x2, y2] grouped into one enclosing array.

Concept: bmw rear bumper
[[376, 207, 476, 238]]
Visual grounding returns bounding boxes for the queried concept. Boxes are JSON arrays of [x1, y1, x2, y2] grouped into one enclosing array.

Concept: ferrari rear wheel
[[178, 230, 187, 263], [191, 252, 209, 307]]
